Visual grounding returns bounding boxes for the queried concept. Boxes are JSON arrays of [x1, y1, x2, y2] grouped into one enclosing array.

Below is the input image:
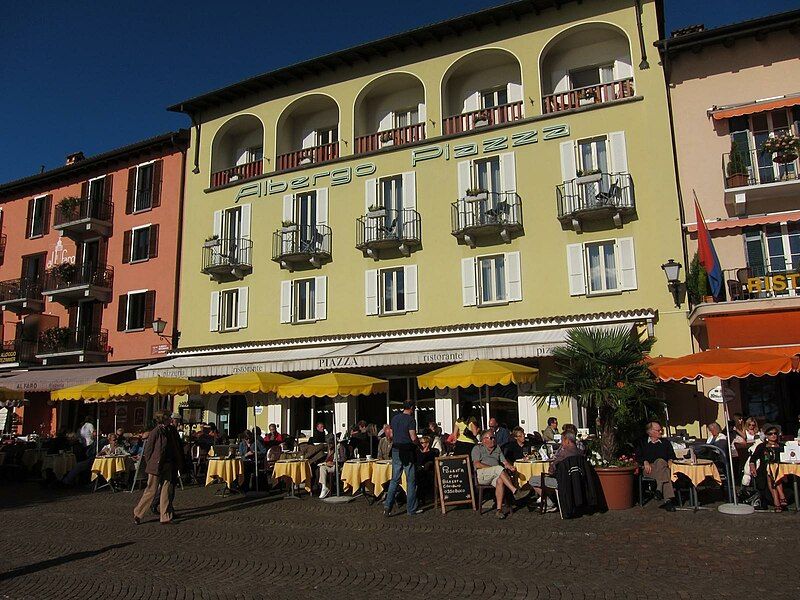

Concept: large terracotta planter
[[595, 466, 636, 510]]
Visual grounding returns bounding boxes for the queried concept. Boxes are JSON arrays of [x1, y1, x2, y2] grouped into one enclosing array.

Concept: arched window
[[275, 95, 340, 171], [210, 115, 264, 187]]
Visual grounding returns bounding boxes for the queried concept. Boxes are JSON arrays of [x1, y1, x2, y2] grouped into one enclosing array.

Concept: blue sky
[[1, 0, 798, 183]]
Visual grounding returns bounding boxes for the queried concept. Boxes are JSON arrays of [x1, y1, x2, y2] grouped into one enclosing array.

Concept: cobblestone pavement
[[1, 482, 799, 600]]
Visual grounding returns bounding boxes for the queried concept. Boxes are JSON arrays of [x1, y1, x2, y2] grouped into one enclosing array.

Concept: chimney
[[65, 151, 85, 165]]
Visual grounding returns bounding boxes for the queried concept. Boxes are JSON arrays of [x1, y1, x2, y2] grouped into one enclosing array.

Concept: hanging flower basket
[[761, 133, 800, 164]]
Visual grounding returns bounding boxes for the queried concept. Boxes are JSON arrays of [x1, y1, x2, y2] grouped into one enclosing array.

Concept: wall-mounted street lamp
[[152, 317, 181, 349], [660, 259, 683, 308]]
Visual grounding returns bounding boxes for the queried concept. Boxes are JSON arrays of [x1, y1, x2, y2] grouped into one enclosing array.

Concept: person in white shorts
[[471, 430, 530, 519]]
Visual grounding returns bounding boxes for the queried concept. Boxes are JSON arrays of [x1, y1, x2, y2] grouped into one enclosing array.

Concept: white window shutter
[[505, 251, 522, 302], [404, 265, 418, 312], [316, 188, 328, 226], [457, 161, 471, 197], [554, 70, 569, 93], [559, 141, 577, 182], [209, 291, 220, 332], [614, 59, 633, 80], [461, 258, 477, 307], [402, 172, 416, 210], [280, 280, 292, 324], [301, 130, 315, 149], [463, 91, 480, 112], [417, 102, 426, 124], [212, 210, 222, 238], [364, 178, 377, 212], [365, 269, 378, 316], [378, 111, 393, 132], [282, 194, 294, 222], [500, 152, 516, 193], [239, 204, 251, 239], [609, 131, 629, 174], [566, 244, 587, 296], [237, 287, 249, 329], [507, 82, 523, 105], [314, 276, 327, 320], [617, 237, 638, 291]]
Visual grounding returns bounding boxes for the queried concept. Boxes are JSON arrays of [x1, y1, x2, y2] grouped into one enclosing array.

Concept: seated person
[[561, 423, 585, 454], [736, 417, 762, 443], [471, 431, 529, 520], [128, 435, 143, 460], [114, 428, 129, 451], [237, 431, 267, 493], [317, 442, 347, 499], [264, 423, 283, 446], [98, 434, 126, 456], [348, 420, 370, 458], [489, 417, 510, 448], [502, 427, 530, 464], [311, 422, 327, 444], [541, 417, 559, 442], [377, 426, 393, 460], [416, 435, 440, 504], [750, 425, 787, 511], [534, 432, 581, 512], [635, 421, 677, 512]]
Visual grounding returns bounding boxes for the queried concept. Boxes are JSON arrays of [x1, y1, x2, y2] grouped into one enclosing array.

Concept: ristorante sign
[[233, 124, 569, 203]]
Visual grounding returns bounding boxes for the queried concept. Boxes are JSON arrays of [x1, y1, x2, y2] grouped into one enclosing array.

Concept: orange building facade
[[0, 131, 188, 436], [660, 11, 800, 435]]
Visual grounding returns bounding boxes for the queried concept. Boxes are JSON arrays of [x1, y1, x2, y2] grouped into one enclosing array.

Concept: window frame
[[28, 195, 48, 238], [584, 239, 621, 296], [124, 289, 149, 332], [314, 126, 338, 147], [480, 86, 508, 109], [393, 107, 419, 129], [476, 254, 507, 306], [129, 224, 152, 263], [219, 288, 240, 332], [379, 267, 406, 315], [568, 63, 614, 90], [133, 161, 155, 213], [743, 223, 800, 279], [292, 278, 316, 324]]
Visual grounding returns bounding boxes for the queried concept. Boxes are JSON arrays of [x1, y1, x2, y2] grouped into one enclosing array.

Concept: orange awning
[[711, 96, 800, 121], [649, 348, 795, 382], [686, 211, 800, 234]]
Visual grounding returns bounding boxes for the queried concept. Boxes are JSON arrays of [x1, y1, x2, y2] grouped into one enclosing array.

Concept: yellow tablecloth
[[371, 460, 407, 492], [671, 459, 721, 487], [91, 456, 133, 482], [769, 462, 800, 484], [513, 460, 552, 487], [22, 448, 47, 469], [273, 460, 312, 492], [341, 460, 376, 492], [206, 458, 244, 488], [42, 453, 77, 479]]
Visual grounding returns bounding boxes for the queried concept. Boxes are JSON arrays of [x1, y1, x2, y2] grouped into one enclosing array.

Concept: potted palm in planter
[[473, 109, 491, 127], [686, 253, 713, 305], [537, 327, 663, 510], [56, 196, 82, 221], [725, 141, 749, 188], [52, 261, 78, 285], [379, 130, 395, 147]]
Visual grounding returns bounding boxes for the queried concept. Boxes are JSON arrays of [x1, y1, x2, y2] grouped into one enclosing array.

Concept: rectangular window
[[379, 175, 403, 212], [28, 196, 48, 238], [246, 146, 263, 163], [130, 226, 151, 262], [126, 291, 147, 330], [315, 127, 337, 146], [729, 108, 798, 185], [380, 268, 405, 314], [134, 164, 154, 212], [87, 177, 106, 204], [478, 255, 506, 305], [586, 241, 619, 294], [481, 87, 508, 109], [220, 288, 240, 331], [569, 64, 614, 90], [293, 278, 316, 323], [393, 107, 418, 129], [473, 157, 501, 193]]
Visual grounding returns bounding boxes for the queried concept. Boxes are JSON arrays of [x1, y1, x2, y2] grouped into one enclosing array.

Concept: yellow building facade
[[146, 0, 693, 438]]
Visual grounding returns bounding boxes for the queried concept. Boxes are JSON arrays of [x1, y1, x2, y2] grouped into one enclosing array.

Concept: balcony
[[0, 338, 38, 366], [276, 143, 339, 172], [0, 278, 44, 314], [442, 102, 524, 136], [722, 147, 800, 215], [35, 328, 108, 364], [542, 78, 634, 114], [201, 237, 253, 280], [272, 224, 332, 270], [356, 209, 422, 259], [355, 124, 426, 154], [451, 192, 523, 247], [41, 263, 113, 305], [210, 161, 263, 188], [556, 172, 635, 232], [53, 196, 113, 240]]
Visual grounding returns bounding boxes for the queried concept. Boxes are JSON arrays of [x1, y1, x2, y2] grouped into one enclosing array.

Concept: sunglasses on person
[[766, 430, 779, 436], [484, 436, 496, 440]]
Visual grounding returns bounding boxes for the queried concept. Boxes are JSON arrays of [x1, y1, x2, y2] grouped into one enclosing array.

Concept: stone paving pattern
[[1, 483, 799, 599]]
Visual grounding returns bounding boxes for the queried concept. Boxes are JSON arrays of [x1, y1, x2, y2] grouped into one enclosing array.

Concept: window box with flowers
[[761, 133, 800, 165], [473, 109, 491, 127]]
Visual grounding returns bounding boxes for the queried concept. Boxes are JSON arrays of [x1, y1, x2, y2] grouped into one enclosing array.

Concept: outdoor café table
[[91, 456, 134, 491], [768, 462, 800, 512], [21, 448, 46, 470], [42, 452, 76, 479], [273, 459, 312, 497], [370, 459, 407, 494], [513, 460, 552, 487], [341, 459, 376, 493], [205, 457, 244, 494], [671, 458, 721, 509]]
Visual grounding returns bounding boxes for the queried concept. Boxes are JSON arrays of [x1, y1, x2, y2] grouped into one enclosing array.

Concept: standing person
[[452, 417, 478, 455], [384, 400, 422, 517], [133, 411, 182, 525], [79, 417, 95, 448], [489, 417, 510, 448]]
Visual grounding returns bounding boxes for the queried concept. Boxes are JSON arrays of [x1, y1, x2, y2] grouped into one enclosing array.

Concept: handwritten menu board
[[435, 455, 476, 514]]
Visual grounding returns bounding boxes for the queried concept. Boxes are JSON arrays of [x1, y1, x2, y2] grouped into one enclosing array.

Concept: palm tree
[[538, 327, 662, 463]]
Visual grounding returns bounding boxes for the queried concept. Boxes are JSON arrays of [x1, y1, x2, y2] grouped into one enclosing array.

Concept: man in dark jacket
[[133, 412, 183, 524]]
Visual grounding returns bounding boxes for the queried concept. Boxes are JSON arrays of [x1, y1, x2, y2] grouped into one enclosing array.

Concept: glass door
[[295, 192, 317, 252], [222, 207, 241, 264], [380, 176, 403, 237], [474, 157, 501, 223]]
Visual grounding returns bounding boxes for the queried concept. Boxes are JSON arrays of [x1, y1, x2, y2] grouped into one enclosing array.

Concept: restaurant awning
[[138, 322, 635, 379], [685, 210, 800, 233], [710, 95, 800, 120], [649, 348, 796, 382], [0, 364, 139, 393]]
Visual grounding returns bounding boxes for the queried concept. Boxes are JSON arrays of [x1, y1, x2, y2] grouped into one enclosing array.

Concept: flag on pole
[[694, 196, 723, 299]]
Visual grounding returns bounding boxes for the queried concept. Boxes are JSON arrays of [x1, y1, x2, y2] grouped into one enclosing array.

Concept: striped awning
[[711, 95, 800, 120]]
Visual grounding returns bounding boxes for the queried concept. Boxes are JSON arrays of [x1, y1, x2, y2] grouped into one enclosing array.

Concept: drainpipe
[[190, 112, 201, 175], [634, 0, 650, 69], [173, 136, 188, 350]]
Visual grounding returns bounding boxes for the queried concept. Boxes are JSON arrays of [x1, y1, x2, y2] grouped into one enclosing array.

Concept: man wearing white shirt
[[79, 417, 95, 448]]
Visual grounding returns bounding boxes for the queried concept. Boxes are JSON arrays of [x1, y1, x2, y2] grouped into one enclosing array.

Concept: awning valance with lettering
[[0, 364, 140, 393]]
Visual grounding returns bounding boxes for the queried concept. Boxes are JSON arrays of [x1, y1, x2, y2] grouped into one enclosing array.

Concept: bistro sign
[[747, 273, 800, 293]]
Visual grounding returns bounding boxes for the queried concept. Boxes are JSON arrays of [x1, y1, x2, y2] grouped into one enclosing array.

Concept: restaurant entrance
[[741, 373, 800, 437], [217, 394, 247, 438]]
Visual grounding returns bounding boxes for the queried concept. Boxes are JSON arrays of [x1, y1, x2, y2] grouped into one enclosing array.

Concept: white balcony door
[[381, 175, 403, 234], [577, 137, 610, 201], [295, 192, 317, 250], [474, 157, 501, 219]]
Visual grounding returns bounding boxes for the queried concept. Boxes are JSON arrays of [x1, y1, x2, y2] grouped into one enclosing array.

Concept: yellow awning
[[51, 382, 115, 402], [200, 372, 296, 395], [278, 372, 388, 398], [109, 376, 200, 398], [417, 359, 538, 390]]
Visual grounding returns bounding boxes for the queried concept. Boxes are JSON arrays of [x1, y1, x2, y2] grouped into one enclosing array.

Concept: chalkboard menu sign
[[434, 455, 476, 514]]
